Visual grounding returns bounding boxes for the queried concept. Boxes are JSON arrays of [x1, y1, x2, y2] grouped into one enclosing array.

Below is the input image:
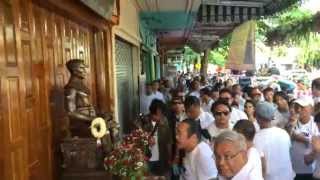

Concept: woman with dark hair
[[244, 100, 260, 132]]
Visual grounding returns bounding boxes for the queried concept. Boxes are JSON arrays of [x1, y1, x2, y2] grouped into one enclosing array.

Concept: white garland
[[90, 117, 109, 139]]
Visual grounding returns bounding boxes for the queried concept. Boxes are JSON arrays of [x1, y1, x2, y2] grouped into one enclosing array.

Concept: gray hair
[[214, 130, 247, 151]]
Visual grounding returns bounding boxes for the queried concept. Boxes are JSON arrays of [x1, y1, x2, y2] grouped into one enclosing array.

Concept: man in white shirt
[[151, 80, 165, 102], [253, 101, 295, 180], [263, 87, 275, 104], [232, 84, 245, 111], [214, 130, 263, 180], [291, 97, 318, 180], [233, 120, 265, 178], [184, 96, 214, 141], [188, 80, 201, 98], [208, 100, 232, 139], [200, 87, 214, 113], [219, 88, 248, 127], [272, 91, 290, 128], [140, 83, 156, 114], [176, 119, 217, 180]]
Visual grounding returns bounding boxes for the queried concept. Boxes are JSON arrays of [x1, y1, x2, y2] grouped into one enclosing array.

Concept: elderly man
[[253, 101, 295, 180], [291, 96, 318, 180], [214, 130, 263, 180], [176, 119, 217, 180]]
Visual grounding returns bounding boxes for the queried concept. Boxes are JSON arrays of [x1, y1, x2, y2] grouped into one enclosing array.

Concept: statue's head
[[66, 59, 87, 79]]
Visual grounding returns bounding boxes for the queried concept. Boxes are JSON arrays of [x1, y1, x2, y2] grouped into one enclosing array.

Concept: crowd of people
[[139, 72, 320, 180]]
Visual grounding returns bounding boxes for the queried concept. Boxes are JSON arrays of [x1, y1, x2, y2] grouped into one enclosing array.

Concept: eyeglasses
[[214, 111, 230, 116], [214, 150, 242, 162]]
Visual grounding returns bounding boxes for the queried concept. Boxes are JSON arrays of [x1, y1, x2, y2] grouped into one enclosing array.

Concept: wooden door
[[0, 0, 28, 180], [0, 0, 116, 179], [1, 0, 102, 180]]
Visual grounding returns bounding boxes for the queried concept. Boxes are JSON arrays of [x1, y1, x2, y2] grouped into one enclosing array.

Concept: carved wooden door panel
[[0, 0, 28, 180], [1, 1, 101, 179]]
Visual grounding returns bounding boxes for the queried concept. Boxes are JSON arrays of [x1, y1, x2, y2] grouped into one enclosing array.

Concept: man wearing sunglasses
[[208, 100, 232, 139], [219, 88, 248, 127]]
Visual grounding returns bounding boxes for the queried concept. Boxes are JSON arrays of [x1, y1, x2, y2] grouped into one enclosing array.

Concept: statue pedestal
[[60, 138, 110, 180]]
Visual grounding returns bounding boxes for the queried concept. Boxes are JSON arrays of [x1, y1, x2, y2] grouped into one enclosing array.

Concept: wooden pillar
[[200, 49, 210, 77]]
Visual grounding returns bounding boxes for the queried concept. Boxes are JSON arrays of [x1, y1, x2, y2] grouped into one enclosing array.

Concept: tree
[[257, 5, 320, 67], [208, 36, 231, 67]]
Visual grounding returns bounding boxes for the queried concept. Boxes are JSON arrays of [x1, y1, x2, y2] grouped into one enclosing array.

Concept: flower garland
[[90, 117, 109, 140], [104, 128, 153, 178]]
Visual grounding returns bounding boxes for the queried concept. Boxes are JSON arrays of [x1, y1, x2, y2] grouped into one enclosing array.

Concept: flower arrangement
[[123, 128, 154, 150], [104, 128, 154, 179]]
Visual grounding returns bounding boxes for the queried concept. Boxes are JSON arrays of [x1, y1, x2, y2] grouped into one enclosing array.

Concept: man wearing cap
[[253, 101, 295, 180], [291, 97, 318, 180]]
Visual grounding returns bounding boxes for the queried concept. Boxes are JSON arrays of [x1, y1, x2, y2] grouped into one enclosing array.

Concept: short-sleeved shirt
[[291, 117, 319, 174], [201, 99, 214, 113], [254, 127, 295, 180], [230, 107, 248, 127], [182, 142, 218, 180]]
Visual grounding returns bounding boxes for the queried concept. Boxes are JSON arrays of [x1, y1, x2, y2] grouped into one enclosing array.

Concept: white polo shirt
[[197, 110, 215, 129], [201, 98, 214, 113], [254, 127, 295, 180], [248, 147, 263, 172], [189, 91, 200, 98], [291, 117, 319, 174], [182, 142, 218, 180], [230, 107, 248, 127], [207, 122, 231, 139]]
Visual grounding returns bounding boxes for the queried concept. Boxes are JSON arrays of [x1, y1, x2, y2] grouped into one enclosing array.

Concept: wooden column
[[200, 49, 210, 77]]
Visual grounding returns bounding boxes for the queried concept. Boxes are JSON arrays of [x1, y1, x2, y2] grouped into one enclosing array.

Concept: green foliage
[[262, 7, 315, 45], [296, 33, 320, 67], [208, 36, 231, 67], [256, 4, 320, 67], [184, 46, 200, 65]]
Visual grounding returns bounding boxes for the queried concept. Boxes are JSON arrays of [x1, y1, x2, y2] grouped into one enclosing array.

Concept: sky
[[302, 0, 320, 13]]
